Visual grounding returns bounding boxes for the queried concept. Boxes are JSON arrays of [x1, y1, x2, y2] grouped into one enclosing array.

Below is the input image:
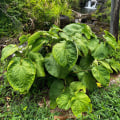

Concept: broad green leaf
[[45, 54, 69, 78], [92, 42, 109, 60], [28, 31, 49, 45], [71, 93, 92, 118], [1, 44, 18, 62], [103, 30, 117, 49], [99, 61, 113, 73], [62, 23, 94, 39], [7, 57, 36, 93], [70, 81, 86, 94], [19, 34, 30, 45], [82, 72, 97, 91], [87, 38, 99, 52], [62, 23, 83, 36], [79, 55, 94, 69], [73, 33, 88, 56], [56, 90, 71, 110], [92, 65, 110, 86], [28, 52, 45, 77], [52, 41, 77, 69]]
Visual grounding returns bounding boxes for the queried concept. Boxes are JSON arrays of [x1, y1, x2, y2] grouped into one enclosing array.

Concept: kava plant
[[1, 23, 120, 118]]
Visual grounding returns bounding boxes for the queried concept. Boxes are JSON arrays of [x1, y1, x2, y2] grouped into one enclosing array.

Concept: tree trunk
[[110, 0, 120, 41]]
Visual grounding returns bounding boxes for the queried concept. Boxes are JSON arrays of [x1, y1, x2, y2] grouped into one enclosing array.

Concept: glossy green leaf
[[7, 57, 36, 93], [1, 44, 18, 62], [45, 54, 69, 78], [92, 65, 110, 86], [52, 41, 77, 69], [28, 52, 45, 77], [103, 30, 117, 49], [71, 93, 92, 118]]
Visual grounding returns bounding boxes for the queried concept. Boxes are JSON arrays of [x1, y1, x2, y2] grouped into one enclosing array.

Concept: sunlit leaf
[[71, 93, 92, 118], [103, 30, 117, 49], [1, 44, 18, 62], [56, 90, 71, 110], [92, 65, 110, 86], [52, 41, 77, 69], [7, 57, 36, 93]]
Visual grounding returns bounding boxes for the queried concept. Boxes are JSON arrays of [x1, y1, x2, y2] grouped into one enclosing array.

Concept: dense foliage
[[0, 0, 72, 37], [1, 23, 120, 118]]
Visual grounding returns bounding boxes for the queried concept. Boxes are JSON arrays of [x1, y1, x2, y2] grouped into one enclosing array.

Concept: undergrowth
[[0, 72, 57, 120], [83, 84, 120, 120], [1, 65, 120, 120]]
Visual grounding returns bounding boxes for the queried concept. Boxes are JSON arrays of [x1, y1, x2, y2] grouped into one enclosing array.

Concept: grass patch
[[83, 84, 120, 120]]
